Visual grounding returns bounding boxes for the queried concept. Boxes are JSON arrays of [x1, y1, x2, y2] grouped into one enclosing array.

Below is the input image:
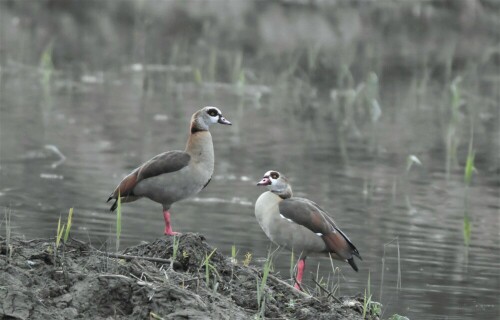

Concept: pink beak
[[257, 177, 271, 186]]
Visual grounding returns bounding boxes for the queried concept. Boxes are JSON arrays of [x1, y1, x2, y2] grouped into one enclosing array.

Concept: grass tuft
[[171, 235, 180, 268], [200, 248, 219, 290]]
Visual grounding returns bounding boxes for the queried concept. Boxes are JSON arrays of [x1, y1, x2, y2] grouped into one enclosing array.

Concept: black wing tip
[[109, 199, 118, 212], [348, 258, 359, 272], [354, 250, 363, 261]]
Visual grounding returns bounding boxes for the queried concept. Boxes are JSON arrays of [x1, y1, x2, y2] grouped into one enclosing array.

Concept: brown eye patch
[[207, 109, 218, 117], [270, 172, 279, 179]]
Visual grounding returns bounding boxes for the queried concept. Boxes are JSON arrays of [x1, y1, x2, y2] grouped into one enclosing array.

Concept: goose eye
[[270, 172, 279, 179], [207, 109, 218, 117]]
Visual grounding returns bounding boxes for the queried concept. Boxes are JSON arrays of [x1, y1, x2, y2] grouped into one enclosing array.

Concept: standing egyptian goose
[[107, 106, 231, 235], [255, 170, 361, 290]]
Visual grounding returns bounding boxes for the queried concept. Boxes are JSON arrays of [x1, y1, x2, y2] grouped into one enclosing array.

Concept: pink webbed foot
[[164, 230, 181, 236], [163, 210, 181, 236]]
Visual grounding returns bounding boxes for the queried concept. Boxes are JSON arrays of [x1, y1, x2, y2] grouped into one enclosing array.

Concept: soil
[[0, 234, 379, 319]]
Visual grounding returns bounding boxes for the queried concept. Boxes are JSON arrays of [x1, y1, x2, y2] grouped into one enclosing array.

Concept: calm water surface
[[0, 70, 498, 319]]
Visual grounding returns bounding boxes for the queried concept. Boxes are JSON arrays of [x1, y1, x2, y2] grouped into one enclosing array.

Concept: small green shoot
[[116, 191, 122, 252], [208, 47, 218, 82], [464, 151, 475, 186], [56, 215, 65, 249], [171, 235, 180, 269], [200, 248, 219, 289], [232, 51, 243, 84], [256, 253, 273, 318], [445, 76, 464, 179], [464, 128, 476, 186], [194, 68, 203, 84], [39, 41, 54, 91], [63, 208, 73, 244], [230, 244, 238, 264], [3, 209, 12, 260], [463, 213, 471, 246]]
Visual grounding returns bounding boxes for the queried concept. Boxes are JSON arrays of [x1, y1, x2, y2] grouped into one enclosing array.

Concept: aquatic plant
[[445, 76, 464, 179], [116, 191, 122, 252], [463, 127, 475, 247], [362, 271, 372, 319], [2, 208, 12, 260], [39, 41, 54, 91], [379, 237, 402, 302]]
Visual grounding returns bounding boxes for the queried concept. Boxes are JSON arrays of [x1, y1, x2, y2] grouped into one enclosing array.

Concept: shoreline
[[0, 233, 385, 319]]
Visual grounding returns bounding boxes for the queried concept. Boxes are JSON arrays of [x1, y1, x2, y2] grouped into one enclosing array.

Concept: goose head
[[191, 106, 231, 132], [257, 170, 293, 199]]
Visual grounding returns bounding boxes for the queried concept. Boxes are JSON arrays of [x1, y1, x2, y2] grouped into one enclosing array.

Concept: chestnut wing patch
[[279, 197, 361, 261]]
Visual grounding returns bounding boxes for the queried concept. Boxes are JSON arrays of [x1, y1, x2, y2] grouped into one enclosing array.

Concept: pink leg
[[294, 258, 306, 290], [163, 210, 179, 236]]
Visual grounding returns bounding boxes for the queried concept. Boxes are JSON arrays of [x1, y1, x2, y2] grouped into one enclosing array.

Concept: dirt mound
[[0, 234, 377, 319]]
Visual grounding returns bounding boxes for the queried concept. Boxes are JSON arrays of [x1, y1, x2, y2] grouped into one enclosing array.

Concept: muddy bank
[[0, 234, 381, 319]]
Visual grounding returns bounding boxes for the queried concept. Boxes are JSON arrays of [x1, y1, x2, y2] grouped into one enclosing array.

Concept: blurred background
[[0, 0, 499, 319]]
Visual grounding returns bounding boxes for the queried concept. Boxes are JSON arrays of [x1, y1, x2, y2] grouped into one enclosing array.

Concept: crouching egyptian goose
[[255, 170, 362, 290], [107, 106, 231, 235]]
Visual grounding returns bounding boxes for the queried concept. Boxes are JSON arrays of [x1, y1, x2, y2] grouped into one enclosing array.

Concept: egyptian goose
[[255, 170, 362, 290], [107, 106, 231, 235]]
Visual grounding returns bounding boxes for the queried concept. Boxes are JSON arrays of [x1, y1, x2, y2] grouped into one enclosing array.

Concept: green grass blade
[[464, 150, 475, 185], [56, 219, 65, 249], [56, 215, 62, 248], [63, 207, 73, 243], [116, 191, 122, 252], [463, 214, 471, 246]]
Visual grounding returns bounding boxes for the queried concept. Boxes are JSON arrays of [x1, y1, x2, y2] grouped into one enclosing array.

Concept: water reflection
[[0, 71, 498, 320]]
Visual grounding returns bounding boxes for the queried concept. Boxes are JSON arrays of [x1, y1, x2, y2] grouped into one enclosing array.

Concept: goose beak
[[218, 115, 231, 125], [257, 177, 271, 186]]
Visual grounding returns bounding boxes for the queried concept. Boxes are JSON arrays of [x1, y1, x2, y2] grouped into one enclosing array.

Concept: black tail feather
[[348, 258, 359, 272]]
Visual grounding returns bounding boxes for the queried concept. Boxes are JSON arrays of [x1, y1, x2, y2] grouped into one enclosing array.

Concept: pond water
[[0, 69, 498, 319]]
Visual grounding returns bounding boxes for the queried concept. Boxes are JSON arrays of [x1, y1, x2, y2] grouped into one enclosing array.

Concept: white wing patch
[[279, 214, 293, 222], [315, 233, 323, 237]]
